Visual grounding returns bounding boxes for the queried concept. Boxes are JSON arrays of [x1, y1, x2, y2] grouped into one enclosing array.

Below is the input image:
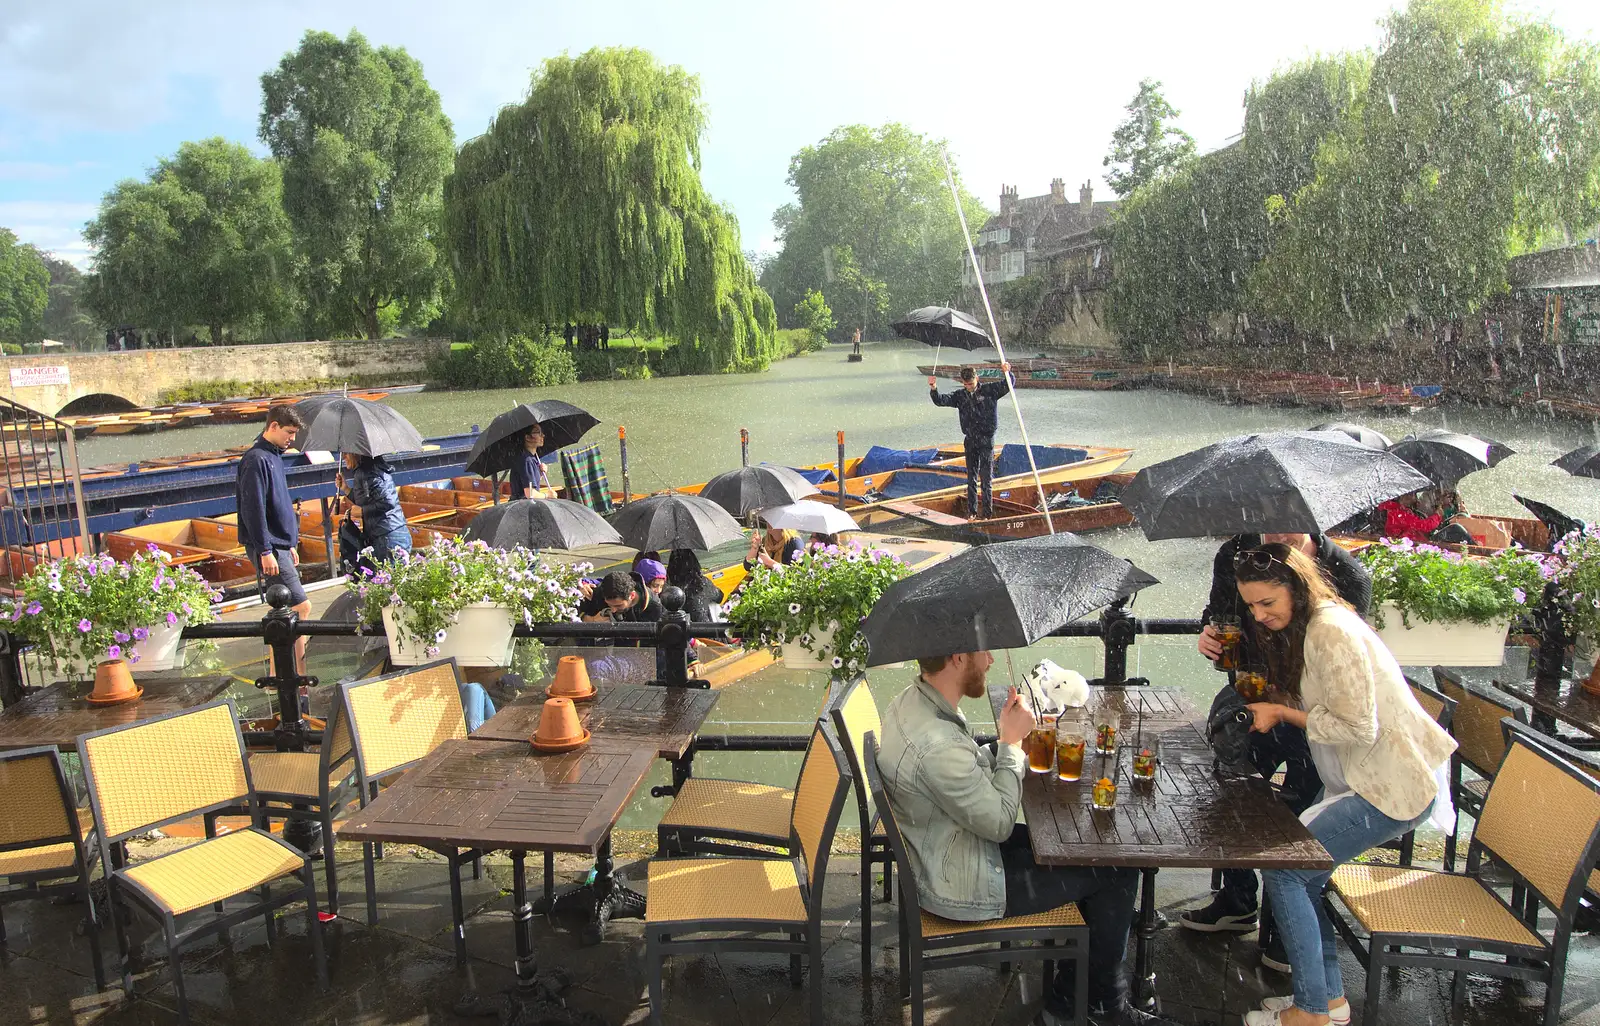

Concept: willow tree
[[444, 47, 777, 372]]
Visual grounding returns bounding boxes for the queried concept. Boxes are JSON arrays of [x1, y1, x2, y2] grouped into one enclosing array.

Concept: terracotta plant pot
[[1584, 662, 1600, 698], [532, 697, 587, 749], [89, 659, 141, 704], [548, 656, 596, 700]]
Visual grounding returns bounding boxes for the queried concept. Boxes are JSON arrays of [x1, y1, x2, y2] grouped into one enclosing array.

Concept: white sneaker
[[1256, 996, 1352, 1025]]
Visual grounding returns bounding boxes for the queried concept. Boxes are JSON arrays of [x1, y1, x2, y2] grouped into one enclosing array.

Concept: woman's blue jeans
[[1262, 793, 1433, 1014]]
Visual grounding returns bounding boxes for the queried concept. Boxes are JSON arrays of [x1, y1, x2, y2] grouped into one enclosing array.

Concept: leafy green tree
[[792, 288, 835, 348], [444, 47, 777, 373], [1251, 0, 1600, 336], [33, 251, 100, 346], [83, 138, 295, 344], [260, 29, 454, 340], [761, 123, 988, 336], [0, 229, 49, 343], [1103, 79, 1196, 198]]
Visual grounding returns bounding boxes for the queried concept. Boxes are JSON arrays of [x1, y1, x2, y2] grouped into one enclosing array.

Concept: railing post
[[256, 584, 317, 752], [1534, 580, 1570, 694], [740, 428, 749, 468], [0, 631, 25, 708], [618, 426, 630, 507], [837, 431, 847, 510], [1097, 599, 1136, 685], [651, 587, 705, 689]]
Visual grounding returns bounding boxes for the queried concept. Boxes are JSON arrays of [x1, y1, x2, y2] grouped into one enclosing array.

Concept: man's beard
[[961, 661, 987, 699]]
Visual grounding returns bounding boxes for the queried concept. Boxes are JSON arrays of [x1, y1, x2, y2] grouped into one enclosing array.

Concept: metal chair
[[644, 722, 850, 1026], [0, 745, 106, 989], [77, 700, 326, 1023], [1502, 717, 1600, 916], [825, 677, 896, 987], [1325, 732, 1600, 1026], [1432, 665, 1526, 870], [339, 657, 482, 963], [1386, 676, 1458, 866], [238, 697, 356, 914], [864, 733, 1089, 1026]]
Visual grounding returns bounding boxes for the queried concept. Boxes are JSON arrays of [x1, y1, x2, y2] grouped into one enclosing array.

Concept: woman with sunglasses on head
[[1182, 532, 1369, 960], [1233, 543, 1456, 1026]]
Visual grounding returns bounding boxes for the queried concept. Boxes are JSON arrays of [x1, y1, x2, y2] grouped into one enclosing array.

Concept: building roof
[[1508, 242, 1600, 290], [975, 189, 1118, 255]]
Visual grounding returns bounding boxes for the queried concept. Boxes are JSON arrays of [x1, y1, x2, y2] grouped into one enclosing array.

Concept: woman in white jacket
[[1233, 543, 1457, 1026]]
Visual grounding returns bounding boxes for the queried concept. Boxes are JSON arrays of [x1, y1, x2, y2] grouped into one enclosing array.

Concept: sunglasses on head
[[1233, 548, 1284, 572]]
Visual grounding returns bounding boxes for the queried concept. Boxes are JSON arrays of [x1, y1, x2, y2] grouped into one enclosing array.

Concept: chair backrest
[[340, 658, 467, 785], [1476, 734, 1600, 916], [78, 700, 250, 844], [861, 732, 923, 913], [0, 745, 77, 855], [1432, 668, 1522, 777], [826, 676, 882, 829], [788, 722, 850, 896], [319, 693, 355, 781], [1404, 674, 1457, 732]]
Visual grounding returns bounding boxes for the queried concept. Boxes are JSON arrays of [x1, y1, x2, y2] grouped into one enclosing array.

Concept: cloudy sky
[[3, 0, 1598, 267]]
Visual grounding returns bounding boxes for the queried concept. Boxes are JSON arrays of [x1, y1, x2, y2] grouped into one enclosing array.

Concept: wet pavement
[[6, 840, 1600, 1026]]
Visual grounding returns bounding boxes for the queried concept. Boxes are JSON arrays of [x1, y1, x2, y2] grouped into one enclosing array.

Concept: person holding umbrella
[[509, 424, 555, 499], [336, 453, 411, 563], [744, 526, 802, 570], [928, 362, 1012, 520], [1229, 544, 1454, 1026]]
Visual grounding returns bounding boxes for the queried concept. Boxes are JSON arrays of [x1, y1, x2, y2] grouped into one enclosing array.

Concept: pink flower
[[77, 618, 92, 632]]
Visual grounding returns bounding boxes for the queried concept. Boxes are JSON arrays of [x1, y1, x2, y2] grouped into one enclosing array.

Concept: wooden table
[[987, 682, 1199, 736], [0, 676, 233, 751], [472, 683, 720, 759], [1495, 676, 1600, 740]]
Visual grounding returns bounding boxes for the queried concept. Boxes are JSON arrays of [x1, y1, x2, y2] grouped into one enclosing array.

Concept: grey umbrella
[[609, 493, 744, 552], [1119, 431, 1434, 540], [464, 399, 600, 476], [1553, 444, 1600, 480], [890, 306, 993, 350], [860, 534, 1158, 666], [1310, 422, 1393, 449], [462, 498, 621, 551], [1388, 429, 1514, 486], [698, 465, 820, 518], [290, 396, 423, 456]]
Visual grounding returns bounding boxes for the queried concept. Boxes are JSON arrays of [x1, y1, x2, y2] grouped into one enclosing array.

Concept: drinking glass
[[1235, 665, 1269, 701], [1092, 776, 1118, 811], [1024, 717, 1056, 774], [1132, 739, 1160, 783], [1055, 730, 1087, 782], [1093, 696, 1119, 756], [1212, 615, 1243, 671]]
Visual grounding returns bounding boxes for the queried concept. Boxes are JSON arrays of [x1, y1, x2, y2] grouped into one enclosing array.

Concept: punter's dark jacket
[[236, 435, 298, 561], [930, 379, 1011, 440]]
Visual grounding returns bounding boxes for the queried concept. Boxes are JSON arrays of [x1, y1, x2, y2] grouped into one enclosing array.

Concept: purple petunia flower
[[166, 611, 179, 626], [107, 645, 122, 659], [77, 618, 92, 632], [113, 631, 130, 644], [128, 650, 140, 664], [24, 602, 40, 615], [131, 627, 148, 641], [1512, 587, 1527, 604]]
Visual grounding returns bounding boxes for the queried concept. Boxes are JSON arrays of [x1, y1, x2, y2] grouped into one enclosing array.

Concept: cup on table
[[1212, 615, 1243, 670], [1056, 728, 1087, 782], [1024, 716, 1057, 774], [1092, 776, 1118, 811], [1235, 665, 1269, 701], [1131, 739, 1160, 783]]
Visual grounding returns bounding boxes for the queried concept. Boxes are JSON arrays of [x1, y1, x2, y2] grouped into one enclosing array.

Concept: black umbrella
[[890, 306, 992, 350], [698, 465, 820, 518], [861, 534, 1158, 666], [464, 400, 600, 477], [1553, 444, 1600, 480], [1515, 494, 1585, 543], [1119, 431, 1434, 540], [462, 498, 621, 551], [609, 493, 744, 552], [1310, 422, 1393, 449], [290, 396, 423, 456], [1387, 429, 1514, 486]]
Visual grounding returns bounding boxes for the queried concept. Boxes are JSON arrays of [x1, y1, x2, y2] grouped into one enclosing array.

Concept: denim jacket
[[876, 676, 1024, 920]]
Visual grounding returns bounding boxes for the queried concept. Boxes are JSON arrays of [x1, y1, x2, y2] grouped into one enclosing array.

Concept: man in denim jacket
[[876, 650, 1177, 1026]]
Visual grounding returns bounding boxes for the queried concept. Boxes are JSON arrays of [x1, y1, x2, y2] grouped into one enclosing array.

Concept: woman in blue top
[[509, 424, 552, 499], [338, 453, 412, 561]]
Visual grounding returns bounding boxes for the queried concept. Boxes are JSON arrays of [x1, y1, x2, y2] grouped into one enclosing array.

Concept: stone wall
[[0, 338, 451, 415]]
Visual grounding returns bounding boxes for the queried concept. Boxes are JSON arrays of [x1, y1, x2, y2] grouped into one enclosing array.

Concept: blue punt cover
[[766, 463, 835, 485], [992, 444, 1088, 480], [856, 445, 941, 478], [879, 469, 966, 500]]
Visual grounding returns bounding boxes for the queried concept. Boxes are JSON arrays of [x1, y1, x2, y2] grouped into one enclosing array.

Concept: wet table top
[[471, 683, 719, 759], [1494, 676, 1600, 738], [0, 676, 234, 751], [1017, 723, 1331, 870], [338, 738, 658, 854], [987, 683, 1200, 736]]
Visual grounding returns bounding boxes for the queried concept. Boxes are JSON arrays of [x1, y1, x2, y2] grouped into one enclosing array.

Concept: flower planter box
[[1372, 603, 1510, 667], [781, 624, 837, 672], [57, 618, 187, 677], [382, 602, 515, 667]]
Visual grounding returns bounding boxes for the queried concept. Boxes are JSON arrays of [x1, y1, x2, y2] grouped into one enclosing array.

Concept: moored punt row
[[53, 385, 423, 437]]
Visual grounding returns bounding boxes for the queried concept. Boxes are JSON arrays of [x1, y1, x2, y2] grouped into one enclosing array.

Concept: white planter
[[781, 624, 838, 672], [382, 602, 515, 667], [56, 618, 186, 677], [1372, 603, 1510, 667]]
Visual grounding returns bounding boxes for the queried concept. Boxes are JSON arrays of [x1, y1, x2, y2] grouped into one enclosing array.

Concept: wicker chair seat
[[247, 752, 350, 799], [1462, 778, 1490, 801], [658, 779, 794, 842], [646, 856, 805, 924], [920, 902, 1084, 939], [121, 828, 303, 915], [0, 840, 77, 877], [1331, 864, 1543, 949]]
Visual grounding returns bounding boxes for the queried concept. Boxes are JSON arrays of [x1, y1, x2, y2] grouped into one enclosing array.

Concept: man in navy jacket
[[236, 404, 309, 672], [929, 362, 1011, 519]]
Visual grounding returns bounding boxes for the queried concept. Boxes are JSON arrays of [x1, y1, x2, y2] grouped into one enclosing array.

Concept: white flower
[[831, 656, 844, 668], [789, 602, 802, 615]]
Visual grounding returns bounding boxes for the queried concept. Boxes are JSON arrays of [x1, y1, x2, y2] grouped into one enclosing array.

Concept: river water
[[80, 340, 1598, 828]]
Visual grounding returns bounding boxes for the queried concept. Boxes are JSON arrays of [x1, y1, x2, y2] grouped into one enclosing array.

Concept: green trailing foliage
[[443, 47, 777, 374], [428, 334, 580, 389], [792, 289, 834, 349], [83, 138, 296, 345], [1360, 538, 1546, 628]]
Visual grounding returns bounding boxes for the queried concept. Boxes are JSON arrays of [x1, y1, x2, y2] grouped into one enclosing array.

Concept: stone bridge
[[0, 338, 452, 416]]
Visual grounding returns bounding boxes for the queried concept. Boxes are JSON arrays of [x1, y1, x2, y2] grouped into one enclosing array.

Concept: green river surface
[[74, 340, 1600, 830]]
